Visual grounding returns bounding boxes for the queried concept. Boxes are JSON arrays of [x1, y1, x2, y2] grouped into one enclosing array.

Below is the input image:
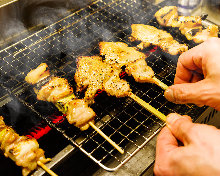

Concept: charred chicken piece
[[155, 6, 219, 43], [99, 42, 155, 83], [0, 116, 50, 176], [75, 56, 131, 104], [155, 6, 178, 27], [129, 24, 188, 55], [25, 63, 95, 131], [193, 25, 219, 43]]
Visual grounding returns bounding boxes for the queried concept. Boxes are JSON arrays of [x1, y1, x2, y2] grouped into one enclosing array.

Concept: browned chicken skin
[[0, 116, 50, 176], [129, 24, 188, 55], [25, 63, 95, 131], [36, 77, 73, 103], [75, 56, 131, 104], [99, 41, 155, 83], [155, 6, 219, 43], [125, 59, 155, 83], [25, 63, 50, 85], [99, 42, 146, 67], [155, 6, 179, 27]]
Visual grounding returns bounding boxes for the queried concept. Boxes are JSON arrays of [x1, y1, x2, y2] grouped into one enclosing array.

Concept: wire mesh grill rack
[[0, 0, 207, 171]]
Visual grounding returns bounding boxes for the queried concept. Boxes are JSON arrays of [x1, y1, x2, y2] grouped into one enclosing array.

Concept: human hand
[[154, 113, 220, 176], [164, 37, 220, 110]]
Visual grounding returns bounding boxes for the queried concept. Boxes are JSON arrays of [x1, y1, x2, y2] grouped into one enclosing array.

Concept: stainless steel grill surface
[[0, 0, 208, 172]]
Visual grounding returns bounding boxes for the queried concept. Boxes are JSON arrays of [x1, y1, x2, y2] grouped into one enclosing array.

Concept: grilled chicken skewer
[[75, 56, 166, 122], [25, 63, 124, 154], [99, 41, 168, 90], [129, 24, 188, 55], [25, 63, 95, 131], [0, 116, 52, 176], [155, 6, 219, 43]]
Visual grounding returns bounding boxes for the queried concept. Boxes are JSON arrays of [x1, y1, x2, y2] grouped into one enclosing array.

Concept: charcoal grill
[[0, 0, 210, 175]]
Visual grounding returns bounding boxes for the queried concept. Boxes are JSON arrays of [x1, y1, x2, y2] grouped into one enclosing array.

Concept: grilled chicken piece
[[66, 99, 95, 130], [155, 6, 219, 43], [99, 42, 146, 67], [130, 24, 188, 55], [36, 77, 73, 103], [75, 56, 131, 104], [0, 116, 50, 176], [25, 64, 73, 103], [99, 41, 155, 83], [25, 63, 50, 85], [155, 6, 178, 27], [125, 59, 154, 83], [193, 25, 219, 43], [103, 69, 131, 97], [173, 16, 202, 28], [26, 63, 96, 131]]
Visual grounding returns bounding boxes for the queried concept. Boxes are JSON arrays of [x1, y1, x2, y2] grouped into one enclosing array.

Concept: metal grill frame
[[0, 0, 208, 172]]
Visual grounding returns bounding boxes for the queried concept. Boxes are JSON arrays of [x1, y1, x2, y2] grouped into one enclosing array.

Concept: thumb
[[166, 113, 193, 145], [164, 79, 211, 105]]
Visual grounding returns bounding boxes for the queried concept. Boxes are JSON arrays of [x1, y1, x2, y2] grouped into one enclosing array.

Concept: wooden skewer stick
[[89, 122, 124, 154], [37, 161, 58, 176], [129, 92, 166, 122], [152, 77, 168, 90], [152, 77, 192, 108], [55, 95, 124, 154]]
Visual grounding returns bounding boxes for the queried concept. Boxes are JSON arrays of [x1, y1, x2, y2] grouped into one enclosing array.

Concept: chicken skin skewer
[[129, 24, 188, 55], [75, 56, 166, 122], [155, 6, 219, 43], [0, 116, 51, 176], [99, 41, 168, 90], [25, 63, 124, 154]]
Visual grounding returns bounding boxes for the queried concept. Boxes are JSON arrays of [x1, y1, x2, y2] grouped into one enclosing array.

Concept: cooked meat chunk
[[36, 77, 73, 103], [155, 6, 219, 43], [155, 6, 178, 27], [25, 63, 50, 85], [103, 69, 131, 97], [99, 42, 146, 67], [159, 39, 189, 55], [0, 116, 50, 176], [125, 59, 154, 83], [130, 24, 188, 55], [99, 41, 155, 82], [173, 16, 202, 28], [193, 25, 219, 43], [75, 56, 131, 104], [66, 99, 95, 131]]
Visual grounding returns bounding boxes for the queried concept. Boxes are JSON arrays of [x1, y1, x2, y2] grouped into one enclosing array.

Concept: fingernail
[[164, 88, 174, 102], [166, 113, 180, 126]]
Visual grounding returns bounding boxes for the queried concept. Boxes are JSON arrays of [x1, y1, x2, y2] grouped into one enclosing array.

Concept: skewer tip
[[89, 122, 124, 154]]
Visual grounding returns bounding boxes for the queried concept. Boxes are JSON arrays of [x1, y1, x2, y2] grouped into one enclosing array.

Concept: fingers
[[175, 38, 220, 84], [154, 126, 178, 175], [164, 79, 213, 105], [174, 41, 209, 85], [166, 113, 193, 145], [156, 126, 178, 160]]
